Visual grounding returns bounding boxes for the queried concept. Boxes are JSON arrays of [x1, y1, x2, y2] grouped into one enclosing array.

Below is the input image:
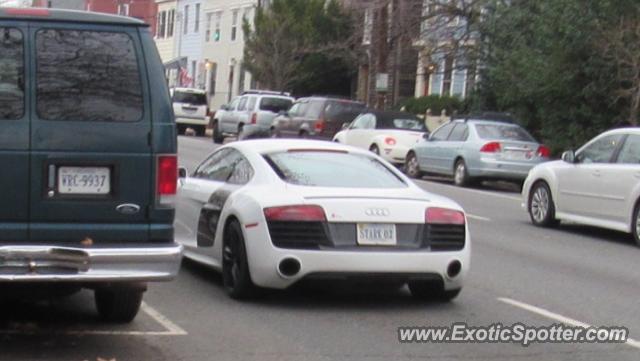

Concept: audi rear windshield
[[264, 151, 407, 188]]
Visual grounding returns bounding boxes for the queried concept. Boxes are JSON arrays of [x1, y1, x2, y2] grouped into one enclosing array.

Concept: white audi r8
[[175, 139, 470, 300]]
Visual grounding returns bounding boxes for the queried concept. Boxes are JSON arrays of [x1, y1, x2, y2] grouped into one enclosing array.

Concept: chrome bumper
[[0, 244, 183, 282]]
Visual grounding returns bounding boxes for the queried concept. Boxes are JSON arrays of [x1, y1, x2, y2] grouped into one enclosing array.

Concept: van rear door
[[28, 24, 153, 244], [0, 23, 29, 243]]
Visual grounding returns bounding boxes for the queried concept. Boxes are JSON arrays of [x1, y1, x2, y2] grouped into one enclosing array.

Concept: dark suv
[[271, 97, 366, 140], [0, 8, 181, 322]]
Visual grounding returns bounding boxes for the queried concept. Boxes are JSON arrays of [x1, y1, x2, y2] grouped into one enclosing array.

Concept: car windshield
[[475, 124, 535, 142], [391, 118, 426, 131], [324, 100, 366, 117], [260, 97, 292, 113], [173, 91, 207, 105], [265, 151, 407, 188]]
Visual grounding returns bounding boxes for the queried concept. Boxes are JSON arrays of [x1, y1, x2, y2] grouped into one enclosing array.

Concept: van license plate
[[357, 223, 397, 246], [58, 167, 110, 195]]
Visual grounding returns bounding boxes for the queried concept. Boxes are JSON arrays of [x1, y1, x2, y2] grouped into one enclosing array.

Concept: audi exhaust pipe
[[446, 260, 462, 279], [278, 258, 301, 278]]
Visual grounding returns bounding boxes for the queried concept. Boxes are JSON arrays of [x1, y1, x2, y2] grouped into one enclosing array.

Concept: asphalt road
[[1, 135, 639, 361]]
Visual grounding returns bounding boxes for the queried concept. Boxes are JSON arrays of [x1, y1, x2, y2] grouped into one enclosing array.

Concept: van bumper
[[0, 244, 183, 282]]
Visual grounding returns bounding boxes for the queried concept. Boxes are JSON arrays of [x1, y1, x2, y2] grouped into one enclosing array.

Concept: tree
[[243, 0, 357, 95], [599, 15, 640, 126], [475, 0, 637, 153]]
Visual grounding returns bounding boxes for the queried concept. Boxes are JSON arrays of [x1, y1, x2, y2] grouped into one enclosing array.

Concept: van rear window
[[0, 28, 24, 120], [36, 30, 143, 122]]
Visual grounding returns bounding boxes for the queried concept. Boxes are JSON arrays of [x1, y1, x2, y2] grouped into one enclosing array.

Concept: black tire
[[299, 130, 309, 139], [195, 125, 206, 137], [404, 151, 424, 179], [222, 220, 258, 299], [369, 144, 380, 155], [528, 181, 559, 227], [408, 280, 461, 302], [453, 159, 473, 187], [212, 121, 224, 144], [631, 202, 640, 247], [177, 124, 186, 135], [95, 287, 144, 323]]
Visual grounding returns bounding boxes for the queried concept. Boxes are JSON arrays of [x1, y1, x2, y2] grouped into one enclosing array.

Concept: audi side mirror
[[561, 150, 575, 163]]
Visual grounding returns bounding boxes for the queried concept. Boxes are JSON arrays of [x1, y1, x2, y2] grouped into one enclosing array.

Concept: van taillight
[[157, 155, 177, 206], [314, 119, 325, 133], [251, 113, 257, 124]]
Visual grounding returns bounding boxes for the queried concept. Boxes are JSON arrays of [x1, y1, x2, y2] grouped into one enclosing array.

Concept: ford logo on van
[[116, 204, 141, 215]]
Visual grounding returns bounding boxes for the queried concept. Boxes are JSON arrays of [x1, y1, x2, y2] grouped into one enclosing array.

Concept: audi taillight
[[480, 142, 502, 153], [314, 119, 325, 133], [157, 155, 177, 206], [264, 205, 326, 222], [425, 207, 465, 225], [384, 137, 397, 146], [537, 145, 551, 158], [251, 112, 257, 124]]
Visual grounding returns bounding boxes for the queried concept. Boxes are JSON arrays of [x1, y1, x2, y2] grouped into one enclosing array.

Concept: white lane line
[[466, 214, 491, 222], [0, 303, 187, 336], [416, 179, 522, 202], [141, 302, 188, 336], [498, 297, 640, 350]]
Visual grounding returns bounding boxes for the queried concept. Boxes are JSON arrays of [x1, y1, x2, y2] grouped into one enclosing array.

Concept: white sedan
[[523, 128, 640, 246], [175, 139, 470, 300], [333, 110, 428, 164]]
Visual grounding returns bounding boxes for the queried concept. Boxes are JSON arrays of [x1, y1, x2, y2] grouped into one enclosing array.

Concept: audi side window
[[0, 28, 24, 121], [227, 156, 254, 185], [576, 134, 623, 164], [36, 29, 143, 122]]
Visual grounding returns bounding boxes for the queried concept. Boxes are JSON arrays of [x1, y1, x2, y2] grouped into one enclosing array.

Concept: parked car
[[175, 140, 469, 301], [405, 116, 550, 187], [212, 90, 294, 143], [171, 87, 209, 136], [271, 97, 366, 140], [523, 128, 640, 246], [0, 8, 182, 322], [333, 110, 428, 165]]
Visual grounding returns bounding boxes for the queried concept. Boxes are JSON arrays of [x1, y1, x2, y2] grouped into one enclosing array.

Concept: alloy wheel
[[531, 186, 550, 223]]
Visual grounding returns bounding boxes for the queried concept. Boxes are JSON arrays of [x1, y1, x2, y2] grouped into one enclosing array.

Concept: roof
[[365, 110, 420, 119], [228, 139, 366, 155], [0, 8, 146, 26]]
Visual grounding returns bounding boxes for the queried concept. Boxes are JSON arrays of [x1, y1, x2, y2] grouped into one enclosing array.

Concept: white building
[[201, 0, 257, 109], [155, 0, 177, 63]]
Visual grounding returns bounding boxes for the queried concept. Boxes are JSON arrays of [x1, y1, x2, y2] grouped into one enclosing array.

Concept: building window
[[167, 9, 175, 37], [118, 3, 129, 16], [238, 65, 246, 94], [209, 62, 217, 94], [441, 57, 454, 96], [194, 3, 201, 33], [183, 5, 189, 35], [362, 8, 372, 45], [231, 9, 238, 41], [214, 12, 222, 42], [205, 13, 212, 42], [242, 7, 252, 38], [157, 11, 167, 38]]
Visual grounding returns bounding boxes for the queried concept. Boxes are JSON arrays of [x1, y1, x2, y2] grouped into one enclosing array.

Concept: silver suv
[[212, 90, 293, 143]]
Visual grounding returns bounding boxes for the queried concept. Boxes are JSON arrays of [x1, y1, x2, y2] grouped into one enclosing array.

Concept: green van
[[0, 8, 182, 322]]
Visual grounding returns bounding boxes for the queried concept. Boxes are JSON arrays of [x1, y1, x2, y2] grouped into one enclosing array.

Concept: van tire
[[195, 125, 206, 137], [95, 287, 144, 323]]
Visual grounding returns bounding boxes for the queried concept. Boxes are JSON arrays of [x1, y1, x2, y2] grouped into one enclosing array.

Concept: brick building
[[85, 0, 157, 34]]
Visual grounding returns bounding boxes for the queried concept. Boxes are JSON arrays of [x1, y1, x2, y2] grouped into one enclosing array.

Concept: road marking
[[416, 179, 522, 202], [498, 297, 640, 350], [466, 214, 491, 222], [0, 302, 187, 336]]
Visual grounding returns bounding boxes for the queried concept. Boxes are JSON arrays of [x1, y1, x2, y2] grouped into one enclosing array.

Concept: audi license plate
[[357, 223, 397, 246], [58, 167, 110, 195]]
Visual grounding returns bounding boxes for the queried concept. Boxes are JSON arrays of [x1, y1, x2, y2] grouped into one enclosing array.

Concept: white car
[[333, 110, 428, 164], [171, 87, 209, 136], [523, 128, 640, 246], [175, 139, 470, 300]]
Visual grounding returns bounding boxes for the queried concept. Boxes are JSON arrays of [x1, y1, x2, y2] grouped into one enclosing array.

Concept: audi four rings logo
[[365, 208, 390, 216]]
